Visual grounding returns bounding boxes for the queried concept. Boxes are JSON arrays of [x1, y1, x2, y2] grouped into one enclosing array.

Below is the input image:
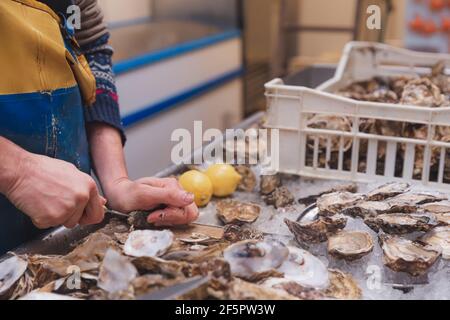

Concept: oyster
[[277, 246, 330, 290], [400, 78, 445, 107], [216, 200, 260, 225], [385, 193, 447, 213], [434, 213, 450, 225], [285, 215, 347, 245], [327, 231, 374, 261], [97, 249, 138, 295], [260, 174, 281, 195], [365, 213, 434, 235], [366, 182, 410, 201], [211, 278, 298, 300], [223, 224, 264, 243], [379, 234, 441, 276], [124, 230, 174, 258], [420, 226, 450, 259], [262, 278, 325, 300], [341, 201, 391, 218], [178, 233, 219, 245], [421, 201, 450, 214], [306, 115, 353, 152], [324, 269, 362, 300], [316, 192, 365, 215], [263, 187, 295, 208], [223, 240, 289, 282], [0, 256, 28, 299], [234, 165, 257, 192], [298, 183, 357, 206]]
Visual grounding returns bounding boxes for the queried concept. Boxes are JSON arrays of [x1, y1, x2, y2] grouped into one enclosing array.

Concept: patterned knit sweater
[[40, 0, 126, 143]]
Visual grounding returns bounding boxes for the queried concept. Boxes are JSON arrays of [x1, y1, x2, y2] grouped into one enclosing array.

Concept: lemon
[[205, 164, 242, 197], [179, 170, 213, 207]]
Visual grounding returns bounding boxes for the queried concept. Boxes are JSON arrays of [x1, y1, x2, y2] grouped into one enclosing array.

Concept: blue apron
[[0, 87, 91, 255]]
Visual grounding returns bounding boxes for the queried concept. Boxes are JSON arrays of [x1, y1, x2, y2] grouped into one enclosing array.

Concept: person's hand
[[4, 153, 106, 229], [104, 177, 199, 226]]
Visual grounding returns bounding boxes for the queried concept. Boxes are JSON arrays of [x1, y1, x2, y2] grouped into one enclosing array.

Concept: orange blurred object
[[430, 0, 446, 11], [423, 20, 438, 34], [442, 17, 450, 32], [410, 15, 426, 32]]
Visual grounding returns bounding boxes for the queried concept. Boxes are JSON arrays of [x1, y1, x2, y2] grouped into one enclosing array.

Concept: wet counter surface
[[109, 20, 223, 63]]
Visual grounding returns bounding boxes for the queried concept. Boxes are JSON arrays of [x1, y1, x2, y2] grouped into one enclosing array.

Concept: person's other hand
[[104, 177, 199, 226], [5, 153, 106, 229]]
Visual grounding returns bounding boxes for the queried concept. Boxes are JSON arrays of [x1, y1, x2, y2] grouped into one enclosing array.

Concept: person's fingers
[[184, 203, 199, 223], [79, 182, 106, 226], [147, 207, 192, 226], [63, 204, 86, 229], [136, 185, 194, 208]]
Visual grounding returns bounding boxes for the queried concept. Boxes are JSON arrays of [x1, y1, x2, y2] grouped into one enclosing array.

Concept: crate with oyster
[[265, 42, 450, 191]]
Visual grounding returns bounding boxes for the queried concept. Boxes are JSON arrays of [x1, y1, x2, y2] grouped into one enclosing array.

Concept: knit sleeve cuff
[[84, 93, 127, 145]]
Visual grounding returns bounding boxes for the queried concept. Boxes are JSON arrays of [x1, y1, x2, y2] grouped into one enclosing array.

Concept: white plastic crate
[[318, 41, 450, 92], [264, 42, 450, 191]]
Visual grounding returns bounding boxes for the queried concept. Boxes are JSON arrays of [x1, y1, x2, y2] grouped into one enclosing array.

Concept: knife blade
[[137, 276, 210, 300]]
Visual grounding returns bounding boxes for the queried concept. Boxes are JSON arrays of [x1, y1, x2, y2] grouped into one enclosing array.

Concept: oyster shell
[[327, 231, 374, 261], [0, 256, 28, 299], [234, 165, 257, 192], [306, 115, 353, 152], [260, 174, 281, 195], [421, 201, 450, 214], [124, 230, 174, 258], [316, 192, 365, 215], [97, 249, 138, 295], [365, 213, 434, 235], [298, 183, 357, 206], [385, 193, 447, 213], [262, 278, 325, 300], [434, 213, 450, 225], [263, 187, 295, 208], [216, 200, 260, 225], [223, 224, 264, 243], [341, 201, 391, 218], [211, 278, 298, 300], [324, 269, 362, 300], [420, 226, 450, 259], [366, 182, 410, 201], [178, 233, 219, 245], [400, 78, 445, 107], [223, 240, 289, 282], [277, 246, 330, 290], [285, 215, 347, 245], [379, 234, 441, 276]]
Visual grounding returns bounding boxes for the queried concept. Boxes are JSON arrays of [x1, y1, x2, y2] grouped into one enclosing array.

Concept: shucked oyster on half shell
[[316, 192, 365, 215], [276, 246, 330, 290], [0, 256, 28, 299], [216, 200, 261, 225], [365, 182, 410, 201], [364, 213, 435, 235], [379, 234, 441, 276], [327, 231, 374, 261], [420, 226, 450, 260], [223, 240, 289, 282], [284, 215, 347, 245], [124, 230, 174, 258]]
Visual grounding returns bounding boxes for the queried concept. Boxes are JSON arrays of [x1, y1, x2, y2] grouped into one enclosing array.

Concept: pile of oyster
[[309, 62, 450, 178], [285, 182, 449, 279]]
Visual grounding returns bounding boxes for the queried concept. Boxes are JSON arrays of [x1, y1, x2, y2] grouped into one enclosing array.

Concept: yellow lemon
[[205, 164, 242, 197], [179, 170, 213, 207]]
